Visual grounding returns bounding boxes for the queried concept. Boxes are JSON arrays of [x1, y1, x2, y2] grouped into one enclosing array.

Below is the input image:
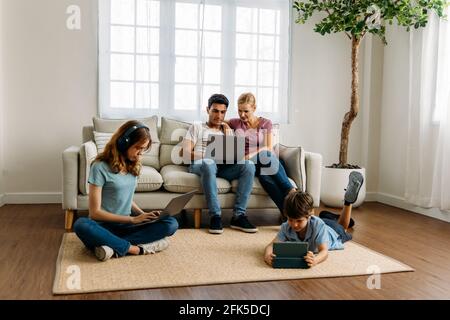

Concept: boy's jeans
[[188, 158, 255, 217]]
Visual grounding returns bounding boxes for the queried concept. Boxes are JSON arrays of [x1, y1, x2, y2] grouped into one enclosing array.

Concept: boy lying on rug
[[264, 171, 364, 268], [74, 120, 178, 261]]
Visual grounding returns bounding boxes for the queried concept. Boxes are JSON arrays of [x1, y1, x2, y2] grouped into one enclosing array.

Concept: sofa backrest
[[82, 125, 94, 143], [82, 117, 285, 172]]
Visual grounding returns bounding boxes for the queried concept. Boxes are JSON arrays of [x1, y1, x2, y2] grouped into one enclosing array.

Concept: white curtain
[[405, 10, 450, 210], [98, 0, 291, 122]]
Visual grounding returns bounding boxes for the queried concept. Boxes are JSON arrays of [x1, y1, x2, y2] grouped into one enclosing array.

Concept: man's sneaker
[[94, 245, 115, 261], [319, 211, 355, 228], [209, 215, 223, 234], [138, 238, 169, 254], [230, 215, 258, 233], [344, 171, 364, 204]]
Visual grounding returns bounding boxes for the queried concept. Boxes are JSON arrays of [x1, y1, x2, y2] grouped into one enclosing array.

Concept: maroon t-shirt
[[228, 117, 273, 156]]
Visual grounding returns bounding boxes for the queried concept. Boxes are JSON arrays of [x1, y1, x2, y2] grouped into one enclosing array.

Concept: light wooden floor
[[1, 202, 450, 299]]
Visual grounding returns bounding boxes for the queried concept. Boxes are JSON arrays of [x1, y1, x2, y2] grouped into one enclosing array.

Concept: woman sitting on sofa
[[228, 93, 296, 217], [73, 120, 178, 261]]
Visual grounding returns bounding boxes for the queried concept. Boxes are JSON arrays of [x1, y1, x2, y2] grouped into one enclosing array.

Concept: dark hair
[[95, 120, 151, 176], [208, 94, 229, 109], [282, 191, 314, 219]]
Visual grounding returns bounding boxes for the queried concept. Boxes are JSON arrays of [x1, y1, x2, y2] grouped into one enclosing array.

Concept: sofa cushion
[[79, 141, 98, 195], [160, 117, 191, 145], [231, 177, 298, 195], [136, 166, 164, 192], [160, 165, 231, 194], [160, 144, 185, 167], [278, 144, 306, 192], [93, 131, 112, 153], [92, 116, 160, 170]]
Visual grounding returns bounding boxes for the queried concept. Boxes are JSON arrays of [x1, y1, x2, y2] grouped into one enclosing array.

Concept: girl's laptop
[[136, 190, 196, 225]]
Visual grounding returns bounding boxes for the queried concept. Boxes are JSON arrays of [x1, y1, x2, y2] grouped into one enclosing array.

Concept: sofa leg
[[65, 209, 75, 231], [194, 209, 201, 229]]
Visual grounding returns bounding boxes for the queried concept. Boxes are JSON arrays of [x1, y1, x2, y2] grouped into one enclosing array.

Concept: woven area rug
[[53, 227, 413, 294]]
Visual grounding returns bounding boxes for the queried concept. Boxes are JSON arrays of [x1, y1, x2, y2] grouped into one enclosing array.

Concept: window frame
[[98, 0, 293, 123]]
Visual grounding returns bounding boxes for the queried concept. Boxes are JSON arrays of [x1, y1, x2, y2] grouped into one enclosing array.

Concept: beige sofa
[[62, 117, 322, 231]]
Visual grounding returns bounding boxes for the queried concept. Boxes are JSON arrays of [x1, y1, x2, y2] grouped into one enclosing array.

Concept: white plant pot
[[321, 167, 366, 208]]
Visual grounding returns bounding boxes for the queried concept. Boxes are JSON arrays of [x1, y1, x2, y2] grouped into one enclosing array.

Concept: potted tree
[[293, 0, 447, 207]]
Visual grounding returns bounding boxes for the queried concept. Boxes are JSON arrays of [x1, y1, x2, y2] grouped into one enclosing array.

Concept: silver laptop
[[136, 190, 196, 225], [205, 134, 246, 164]]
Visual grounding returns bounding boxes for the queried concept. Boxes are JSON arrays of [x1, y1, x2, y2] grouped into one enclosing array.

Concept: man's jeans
[[250, 150, 294, 213], [188, 158, 255, 217], [74, 216, 178, 256]]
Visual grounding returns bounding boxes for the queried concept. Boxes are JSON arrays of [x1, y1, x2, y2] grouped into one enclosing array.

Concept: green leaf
[[292, 0, 448, 44]]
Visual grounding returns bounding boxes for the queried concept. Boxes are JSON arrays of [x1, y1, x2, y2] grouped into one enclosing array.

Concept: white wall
[[0, 0, 5, 206], [1, 1, 373, 200], [282, 19, 385, 195], [360, 35, 383, 195], [281, 19, 364, 170], [379, 25, 410, 199], [2, 0, 97, 201]]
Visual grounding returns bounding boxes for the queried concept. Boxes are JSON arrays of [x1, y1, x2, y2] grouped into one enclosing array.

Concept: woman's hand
[[304, 251, 316, 267], [130, 211, 162, 224]]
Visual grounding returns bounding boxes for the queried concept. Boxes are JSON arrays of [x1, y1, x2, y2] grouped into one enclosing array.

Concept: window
[[99, 0, 291, 122]]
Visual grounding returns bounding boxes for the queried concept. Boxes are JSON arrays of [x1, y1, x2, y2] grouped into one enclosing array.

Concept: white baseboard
[[376, 192, 450, 223], [364, 192, 378, 202], [4, 192, 61, 204], [0, 194, 4, 207]]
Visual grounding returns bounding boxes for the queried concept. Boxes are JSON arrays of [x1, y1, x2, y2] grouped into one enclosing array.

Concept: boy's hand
[[264, 252, 276, 266], [304, 251, 316, 267]]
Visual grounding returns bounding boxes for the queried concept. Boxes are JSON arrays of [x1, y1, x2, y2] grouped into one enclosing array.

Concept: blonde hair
[[95, 120, 151, 177], [237, 92, 256, 107]]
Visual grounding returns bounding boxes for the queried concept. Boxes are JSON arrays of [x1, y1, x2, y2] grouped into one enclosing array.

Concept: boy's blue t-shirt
[[276, 215, 344, 253], [88, 161, 137, 216]]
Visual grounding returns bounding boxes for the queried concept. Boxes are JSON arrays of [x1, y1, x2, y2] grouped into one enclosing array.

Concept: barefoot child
[[264, 171, 364, 268]]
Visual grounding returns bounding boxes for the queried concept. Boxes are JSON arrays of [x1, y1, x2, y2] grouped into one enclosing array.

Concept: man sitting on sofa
[[182, 94, 258, 234]]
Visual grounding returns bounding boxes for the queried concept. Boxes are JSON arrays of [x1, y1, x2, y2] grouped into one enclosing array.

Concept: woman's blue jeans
[[250, 150, 294, 213]]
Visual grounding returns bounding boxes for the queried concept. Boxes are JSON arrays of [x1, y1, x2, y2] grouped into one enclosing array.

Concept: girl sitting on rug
[[264, 171, 363, 268], [74, 120, 178, 261]]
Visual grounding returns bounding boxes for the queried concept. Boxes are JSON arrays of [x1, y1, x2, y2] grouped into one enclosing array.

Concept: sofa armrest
[[304, 151, 322, 207], [79, 141, 98, 195], [62, 146, 80, 210]]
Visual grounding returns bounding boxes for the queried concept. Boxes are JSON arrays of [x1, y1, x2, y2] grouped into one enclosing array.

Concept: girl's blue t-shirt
[[88, 161, 137, 216]]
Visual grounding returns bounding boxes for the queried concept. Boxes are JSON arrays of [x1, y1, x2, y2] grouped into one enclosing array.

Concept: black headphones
[[117, 123, 149, 152]]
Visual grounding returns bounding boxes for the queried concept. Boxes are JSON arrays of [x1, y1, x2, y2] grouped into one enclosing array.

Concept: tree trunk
[[338, 36, 360, 167]]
